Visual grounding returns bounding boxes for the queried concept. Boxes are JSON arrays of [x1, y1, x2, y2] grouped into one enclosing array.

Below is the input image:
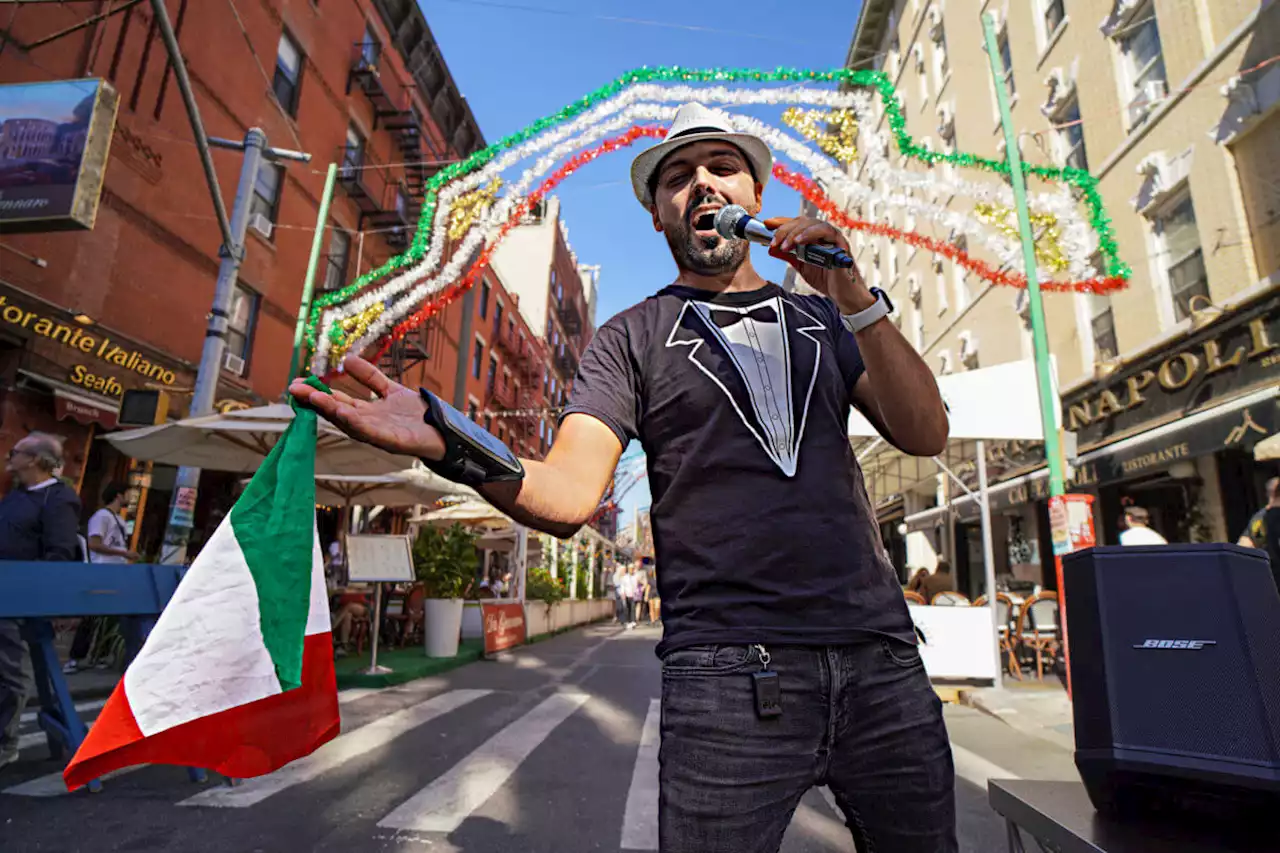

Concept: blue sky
[[420, 0, 863, 529]]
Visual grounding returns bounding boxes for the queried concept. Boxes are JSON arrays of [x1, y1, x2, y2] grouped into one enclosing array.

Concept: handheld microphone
[[713, 205, 854, 270]]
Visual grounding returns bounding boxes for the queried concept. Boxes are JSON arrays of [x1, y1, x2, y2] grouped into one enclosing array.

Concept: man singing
[[291, 102, 954, 852]]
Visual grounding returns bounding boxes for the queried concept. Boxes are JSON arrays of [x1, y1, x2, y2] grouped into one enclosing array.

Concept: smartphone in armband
[[418, 388, 525, 486]]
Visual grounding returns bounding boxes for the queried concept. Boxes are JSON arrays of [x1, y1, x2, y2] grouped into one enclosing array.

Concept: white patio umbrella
[[105, 402, 416, 475], [317, 468, 476, 507], [410, 499, 512, 530], [1255, 432, 1280, 462]]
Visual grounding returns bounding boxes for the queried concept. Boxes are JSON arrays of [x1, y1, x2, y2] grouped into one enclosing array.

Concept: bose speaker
[[1064, 543, 1280, 828]]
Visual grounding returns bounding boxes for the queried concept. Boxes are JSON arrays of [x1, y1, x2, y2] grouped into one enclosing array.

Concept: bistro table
[[989, 779, 1280, 853]]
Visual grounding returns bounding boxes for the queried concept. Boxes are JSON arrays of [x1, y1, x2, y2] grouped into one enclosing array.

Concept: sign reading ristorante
[[1063, 294, 1278, 448], [0, 287, 184, 397]]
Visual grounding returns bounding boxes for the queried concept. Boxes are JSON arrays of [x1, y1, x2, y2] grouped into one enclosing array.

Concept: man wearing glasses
[[0, 432, 81, 770]]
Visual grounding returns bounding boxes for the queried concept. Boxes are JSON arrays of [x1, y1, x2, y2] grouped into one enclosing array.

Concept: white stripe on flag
[[620, 698, 660, 850], [178, 689, 491, 808], [377, 692, 589, 833]]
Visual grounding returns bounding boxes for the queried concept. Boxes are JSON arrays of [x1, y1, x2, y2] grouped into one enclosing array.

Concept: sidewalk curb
[[956, 688, 1077, 753]]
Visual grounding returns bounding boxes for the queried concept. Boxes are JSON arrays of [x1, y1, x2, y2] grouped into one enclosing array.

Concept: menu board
[[345, 534, 415, 583]]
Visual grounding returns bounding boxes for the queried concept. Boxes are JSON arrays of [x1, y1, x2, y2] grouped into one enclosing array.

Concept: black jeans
[[659, 641, 956, 853]]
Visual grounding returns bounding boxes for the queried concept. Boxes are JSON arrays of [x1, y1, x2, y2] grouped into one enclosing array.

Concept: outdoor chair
[[1016, 591, 1060, 680], [903, 591, 926, 605], [972, 594, 1020, 678]]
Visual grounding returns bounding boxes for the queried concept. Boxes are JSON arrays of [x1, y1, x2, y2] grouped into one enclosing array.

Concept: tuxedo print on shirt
[[665, 294, 824, 477]]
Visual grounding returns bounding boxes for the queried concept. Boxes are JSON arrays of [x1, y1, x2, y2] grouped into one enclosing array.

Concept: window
[[472, 338, 483, 379], [1118, 5, 1167, 129], [358, 24, 380, 70], [552, 269, 562, 302], [479, 279, 490, 319], [487, 355, 498, 396], [998, 31, 1015, 100], [341, 126, 364, 177], [1043, 0, 1066, 38], [1056, 98, 1089, 171], [249, 163, 283, 226], [484, 414, 493, 432], [322, 227, 350, 291], [497, 425, 505, 443], [1154, 195, 1208, 322], [911, 306, 925, 351], [227, 284, 259, 364], [468, 401, 478, 423], [935, 264, 948, 315], [932, 22, 949, 88], [1089, 294, 1117, 361], [493, 301, 503, 337], [273, 31, 303, 116]]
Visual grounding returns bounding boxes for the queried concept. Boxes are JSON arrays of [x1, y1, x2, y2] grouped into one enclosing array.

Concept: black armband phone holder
[[418, 388, 525, 487]]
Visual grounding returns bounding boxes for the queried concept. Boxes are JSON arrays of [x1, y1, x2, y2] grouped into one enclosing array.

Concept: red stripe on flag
[[64, 632, 339, 791]]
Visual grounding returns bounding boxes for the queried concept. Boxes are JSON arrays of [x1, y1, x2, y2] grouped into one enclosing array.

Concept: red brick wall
[[0, 0, 471, 411]]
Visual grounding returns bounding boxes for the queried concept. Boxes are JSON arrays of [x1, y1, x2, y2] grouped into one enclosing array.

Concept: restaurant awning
[[18, 369, 120, 429]]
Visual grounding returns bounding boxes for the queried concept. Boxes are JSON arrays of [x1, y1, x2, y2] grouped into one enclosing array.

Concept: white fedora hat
[[630, 103, 773, 209]]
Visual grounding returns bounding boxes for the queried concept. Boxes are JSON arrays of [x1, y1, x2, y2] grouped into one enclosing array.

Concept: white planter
[[424, 598, 464, 658]]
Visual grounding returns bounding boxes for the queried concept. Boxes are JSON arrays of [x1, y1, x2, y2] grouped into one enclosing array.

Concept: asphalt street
[[0, 624, 1079, 852]]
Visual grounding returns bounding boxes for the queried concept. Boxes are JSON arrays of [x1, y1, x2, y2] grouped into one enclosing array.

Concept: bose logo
[[1132, 639, 1217, 650]]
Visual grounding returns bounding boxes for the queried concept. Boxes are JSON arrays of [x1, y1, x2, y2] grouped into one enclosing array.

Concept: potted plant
[[412, 523, 478, 657]]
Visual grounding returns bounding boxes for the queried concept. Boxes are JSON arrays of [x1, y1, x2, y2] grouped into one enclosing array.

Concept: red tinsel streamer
[[365, 124, 1125, 365], [772, 164, 1128, 296]]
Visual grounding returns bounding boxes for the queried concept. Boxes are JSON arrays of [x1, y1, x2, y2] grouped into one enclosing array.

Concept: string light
[[303, 67, 1130, 374]]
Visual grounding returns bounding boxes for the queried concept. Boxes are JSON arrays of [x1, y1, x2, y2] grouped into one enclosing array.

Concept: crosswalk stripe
[[5, 687, 397, 799], [950, 743, 1020, 788], [2, 766, 140, 797], [20, 698, 106, 724], [620, 698, 660, 851], [178, 688, 492, 808], [377, 692, 589, 833]]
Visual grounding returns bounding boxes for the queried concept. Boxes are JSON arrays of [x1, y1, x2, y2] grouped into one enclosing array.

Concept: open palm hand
[[288, 356, 446, 461]]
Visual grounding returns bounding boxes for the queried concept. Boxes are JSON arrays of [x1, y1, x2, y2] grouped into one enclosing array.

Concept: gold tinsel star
[[448, 179, 503, 241], [782, 107, 859, 164], [330, 302, 385, 363], [974, 202, 1070, 273]]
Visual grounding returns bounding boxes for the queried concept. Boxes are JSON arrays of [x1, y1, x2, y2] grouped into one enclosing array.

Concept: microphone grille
[[714, 205, 749, 240]]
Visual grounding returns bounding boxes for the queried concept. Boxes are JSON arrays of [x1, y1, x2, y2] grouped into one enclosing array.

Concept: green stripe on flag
[[229, 389, 321, 692]]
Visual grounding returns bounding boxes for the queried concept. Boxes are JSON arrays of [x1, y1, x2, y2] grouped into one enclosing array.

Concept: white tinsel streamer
[[314, 83, 1099, 372]]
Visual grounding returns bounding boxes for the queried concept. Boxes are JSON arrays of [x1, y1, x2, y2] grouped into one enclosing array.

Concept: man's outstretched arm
[[289, 356, 623, 539]]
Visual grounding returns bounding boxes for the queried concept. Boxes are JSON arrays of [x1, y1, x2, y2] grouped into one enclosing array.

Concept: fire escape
[[343, 41, 442, 252]]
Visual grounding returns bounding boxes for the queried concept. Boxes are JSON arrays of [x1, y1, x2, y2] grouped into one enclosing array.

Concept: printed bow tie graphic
[[709, 305, 779, 328]]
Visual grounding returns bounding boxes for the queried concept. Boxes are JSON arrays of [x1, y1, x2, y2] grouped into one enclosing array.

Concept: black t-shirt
[[562, 282, 915, 657]]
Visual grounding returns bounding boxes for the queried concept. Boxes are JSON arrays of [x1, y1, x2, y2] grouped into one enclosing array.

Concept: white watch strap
[[841, 292, 890, 333]]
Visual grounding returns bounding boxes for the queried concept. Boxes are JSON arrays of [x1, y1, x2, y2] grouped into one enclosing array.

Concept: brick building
[[0, 0, 480, 556]]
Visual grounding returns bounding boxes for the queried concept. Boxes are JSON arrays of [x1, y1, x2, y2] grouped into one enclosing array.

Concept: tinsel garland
[[305, 66, 1131, 373], [774, 165, 1127, 294]]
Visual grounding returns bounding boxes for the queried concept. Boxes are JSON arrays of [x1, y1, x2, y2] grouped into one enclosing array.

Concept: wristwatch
[[840, 287, 894, 334]]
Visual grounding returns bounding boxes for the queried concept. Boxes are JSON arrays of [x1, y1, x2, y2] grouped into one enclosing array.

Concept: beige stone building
[[800, 0, 1280, 595]]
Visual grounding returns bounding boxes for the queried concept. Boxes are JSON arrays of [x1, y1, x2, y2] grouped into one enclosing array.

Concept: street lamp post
[[158, 132, 311, 566]]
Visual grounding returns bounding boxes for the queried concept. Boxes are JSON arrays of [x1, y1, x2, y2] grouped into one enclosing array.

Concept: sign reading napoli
[[0, 79, 118, 232]]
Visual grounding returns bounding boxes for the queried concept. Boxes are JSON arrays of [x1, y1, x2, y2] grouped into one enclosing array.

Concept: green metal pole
[[982, 13, 1064, 496], [983, 13, 1073, 695], [288, 162, 338, 380]]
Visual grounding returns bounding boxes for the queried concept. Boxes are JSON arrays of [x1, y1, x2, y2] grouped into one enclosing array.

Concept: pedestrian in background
[[0, 432, 81, 770], [1119, 506, 1168, 545], [65, 482, 138, 674], [1239, 477, 1279, 551]]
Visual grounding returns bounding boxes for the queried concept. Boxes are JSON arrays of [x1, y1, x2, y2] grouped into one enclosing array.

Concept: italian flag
[[64, 398, 340, 791]]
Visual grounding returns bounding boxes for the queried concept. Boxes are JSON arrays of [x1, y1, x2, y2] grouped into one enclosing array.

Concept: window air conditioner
[[248, 212, 274, 240], [223, 352, 247, 376]]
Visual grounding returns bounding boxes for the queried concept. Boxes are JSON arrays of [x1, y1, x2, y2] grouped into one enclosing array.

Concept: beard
[[663, 192, 749, 275]]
